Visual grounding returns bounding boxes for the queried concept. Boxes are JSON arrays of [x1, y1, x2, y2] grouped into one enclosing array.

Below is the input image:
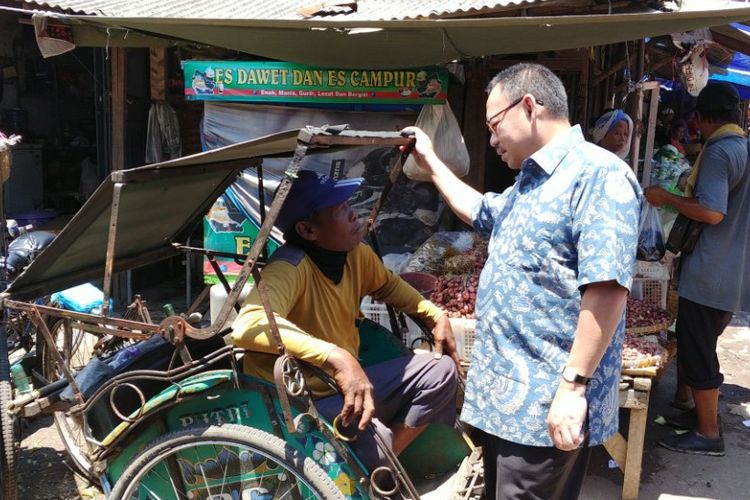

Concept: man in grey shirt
[[645, 81, 750, 456]]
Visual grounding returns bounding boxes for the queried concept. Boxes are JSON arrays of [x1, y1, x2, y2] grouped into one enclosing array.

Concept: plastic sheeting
[[145, 102, 182, 164], [707, 23, 750, 99]]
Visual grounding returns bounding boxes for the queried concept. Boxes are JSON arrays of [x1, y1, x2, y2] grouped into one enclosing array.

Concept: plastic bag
[[637, 202, 666, 261], [403, 231, 476, 273], [677, 45, 709, 97], [403, 104, 470, 182]]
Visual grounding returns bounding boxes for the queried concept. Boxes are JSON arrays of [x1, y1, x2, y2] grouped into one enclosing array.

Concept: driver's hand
[[432, 314, 464, 376], [326, 347, 375, 431]]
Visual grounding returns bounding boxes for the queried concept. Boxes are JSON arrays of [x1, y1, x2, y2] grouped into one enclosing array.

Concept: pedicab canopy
[[4, 127, 412, 301]]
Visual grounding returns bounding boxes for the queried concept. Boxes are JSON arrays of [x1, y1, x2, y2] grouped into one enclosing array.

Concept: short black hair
[[486, 63, 569, 120], [695, 82, 741, 124]]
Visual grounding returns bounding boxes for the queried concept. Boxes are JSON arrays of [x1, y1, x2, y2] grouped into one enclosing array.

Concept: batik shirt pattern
[[461, 125, 642, 446]]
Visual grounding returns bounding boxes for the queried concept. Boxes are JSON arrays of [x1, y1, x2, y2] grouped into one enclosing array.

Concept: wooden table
[[604, 376, 652, 500]]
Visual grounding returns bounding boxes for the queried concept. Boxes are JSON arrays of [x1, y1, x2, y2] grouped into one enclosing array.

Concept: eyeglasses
[[486, 95, 544, 134]]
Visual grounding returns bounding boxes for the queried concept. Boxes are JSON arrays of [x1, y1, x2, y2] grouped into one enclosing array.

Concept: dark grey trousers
[[316, 353, 458, 469]]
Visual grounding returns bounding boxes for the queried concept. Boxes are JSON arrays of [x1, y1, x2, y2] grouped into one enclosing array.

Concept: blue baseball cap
[[276, 170, 364, 233]]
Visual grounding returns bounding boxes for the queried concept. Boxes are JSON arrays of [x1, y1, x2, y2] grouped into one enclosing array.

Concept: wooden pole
[[110, 48, 127, 307], [629, 40, 646, 173], [111, 48, 126, 172], [149, 48, 167, 101]]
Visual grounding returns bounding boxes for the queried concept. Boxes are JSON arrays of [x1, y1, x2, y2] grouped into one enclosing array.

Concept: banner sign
[[183, 61, 447, 104], [203, 194, 279, 285]]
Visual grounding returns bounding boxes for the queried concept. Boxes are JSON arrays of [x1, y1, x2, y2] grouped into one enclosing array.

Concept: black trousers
[[479, 430, 593, 500], [676, 297, 733, 389]]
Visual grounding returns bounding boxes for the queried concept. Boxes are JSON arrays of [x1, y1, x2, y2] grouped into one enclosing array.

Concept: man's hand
[[326, 347, 375, 431], [644, 186, 670, 207], [432, 314, 464, 376], [401, 126, 438, 175], [547, 381, 588, 450]]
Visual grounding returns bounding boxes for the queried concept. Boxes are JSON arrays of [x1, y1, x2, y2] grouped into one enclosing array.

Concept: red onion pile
[[622, 333, 668, 368], [430, 274, 479, 319], [625, 298, 672, 328]]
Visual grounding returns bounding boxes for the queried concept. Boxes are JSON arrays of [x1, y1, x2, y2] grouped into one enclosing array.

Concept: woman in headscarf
[[590, 108, 634, 159]]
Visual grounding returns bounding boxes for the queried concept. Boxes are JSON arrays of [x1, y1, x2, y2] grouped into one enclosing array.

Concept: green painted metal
[[357, 318, 409, 367]]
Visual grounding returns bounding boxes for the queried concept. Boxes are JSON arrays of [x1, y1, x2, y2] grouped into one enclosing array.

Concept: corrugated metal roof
[[19, 0, 560, 20]]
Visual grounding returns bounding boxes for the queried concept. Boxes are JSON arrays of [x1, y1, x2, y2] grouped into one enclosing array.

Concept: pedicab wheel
[[0, 326, 18, 500], [36, 318, 100, 481], [110, 424, 346, 500]]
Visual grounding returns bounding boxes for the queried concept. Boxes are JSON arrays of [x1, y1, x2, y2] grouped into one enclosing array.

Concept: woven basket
[[625, 318, 673, 336], [621, 338, 674, 379]]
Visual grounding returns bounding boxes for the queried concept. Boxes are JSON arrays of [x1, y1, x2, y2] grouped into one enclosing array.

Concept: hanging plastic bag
[[677, 45, 709, 97], [637, 202, 666, 261], [403, 104, 470, 182]]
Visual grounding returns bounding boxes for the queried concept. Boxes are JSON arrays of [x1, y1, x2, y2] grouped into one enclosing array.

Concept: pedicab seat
[[59, 333, 229, 441]]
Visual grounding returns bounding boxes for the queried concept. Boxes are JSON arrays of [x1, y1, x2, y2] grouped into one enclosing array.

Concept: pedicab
[[0, 126, 483, 499]]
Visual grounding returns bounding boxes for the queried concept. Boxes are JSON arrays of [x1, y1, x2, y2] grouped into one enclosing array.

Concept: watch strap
[[562, 367, 591, 386]]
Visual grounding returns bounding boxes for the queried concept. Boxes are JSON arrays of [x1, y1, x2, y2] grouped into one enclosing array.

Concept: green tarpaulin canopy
[[52, 4, 750, 68]]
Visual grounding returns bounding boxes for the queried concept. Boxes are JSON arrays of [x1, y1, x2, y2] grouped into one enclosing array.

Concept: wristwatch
[[561, 366, 591, 386]]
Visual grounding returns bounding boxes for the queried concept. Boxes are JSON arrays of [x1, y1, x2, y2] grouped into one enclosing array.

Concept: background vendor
[[590, 108, 634, 159]]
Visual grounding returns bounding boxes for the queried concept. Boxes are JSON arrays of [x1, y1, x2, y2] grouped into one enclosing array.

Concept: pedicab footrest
[[100, 369, 235, 447]]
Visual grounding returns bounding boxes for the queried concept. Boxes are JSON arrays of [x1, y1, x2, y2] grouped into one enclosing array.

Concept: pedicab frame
[[0, 126, 476, 499]]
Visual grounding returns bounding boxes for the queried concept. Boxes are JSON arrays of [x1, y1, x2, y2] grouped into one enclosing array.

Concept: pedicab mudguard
[[104, 371, 371, 499]]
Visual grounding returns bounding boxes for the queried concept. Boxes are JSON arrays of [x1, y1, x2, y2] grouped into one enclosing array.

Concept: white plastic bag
[[404, 104, 470, 182], [636, 202, 666, 262], [678, 46, 709, 97]]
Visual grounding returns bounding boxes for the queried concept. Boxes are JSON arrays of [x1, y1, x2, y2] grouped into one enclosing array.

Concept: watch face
[[562, 367, 589, 385]]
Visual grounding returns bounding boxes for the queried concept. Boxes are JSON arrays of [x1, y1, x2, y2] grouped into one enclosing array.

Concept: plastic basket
[[632, 278, 668, 309], [449, 318, 476, 362], [360, 297, 425, 347], [359, 298, 476, 360]]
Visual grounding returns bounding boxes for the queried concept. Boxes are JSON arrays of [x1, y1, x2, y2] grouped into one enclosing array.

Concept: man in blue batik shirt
[[404, 63, 641, 499]]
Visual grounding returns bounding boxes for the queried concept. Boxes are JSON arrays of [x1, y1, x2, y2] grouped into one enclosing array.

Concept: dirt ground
[[14, 314, 750, 499]]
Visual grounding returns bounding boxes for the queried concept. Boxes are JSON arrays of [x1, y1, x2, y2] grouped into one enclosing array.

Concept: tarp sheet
[[15, 3, 750, 68], [710, 23, 750, 98]]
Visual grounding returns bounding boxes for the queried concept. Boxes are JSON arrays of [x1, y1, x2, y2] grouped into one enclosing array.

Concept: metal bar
[[3, 300, 160, 333], [69, 321, 151, 339], [118, 157, 259, 183], [178, 136, 312, 340], [102, 182, 124, 316], [78, 345, 238, 415], [29, 306, 84, 402], [257, 162, 269, 263], [363, 144, 413, 237], [308, 134, 412, 147], [252, 268, 285, 354], [174, 244, 248, 262], [364, 145, 413, 338], [63, 318, 73, 365], [207, 255, 232, 294]]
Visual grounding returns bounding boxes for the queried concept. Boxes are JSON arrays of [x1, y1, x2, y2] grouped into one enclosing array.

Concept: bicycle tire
[[0, 326, 18, 500], [36, 318, 100, 481], [110, 424, 347, 500]]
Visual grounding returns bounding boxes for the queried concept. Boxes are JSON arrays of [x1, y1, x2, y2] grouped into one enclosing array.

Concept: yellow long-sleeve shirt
[[231, 242, 443, 397]]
